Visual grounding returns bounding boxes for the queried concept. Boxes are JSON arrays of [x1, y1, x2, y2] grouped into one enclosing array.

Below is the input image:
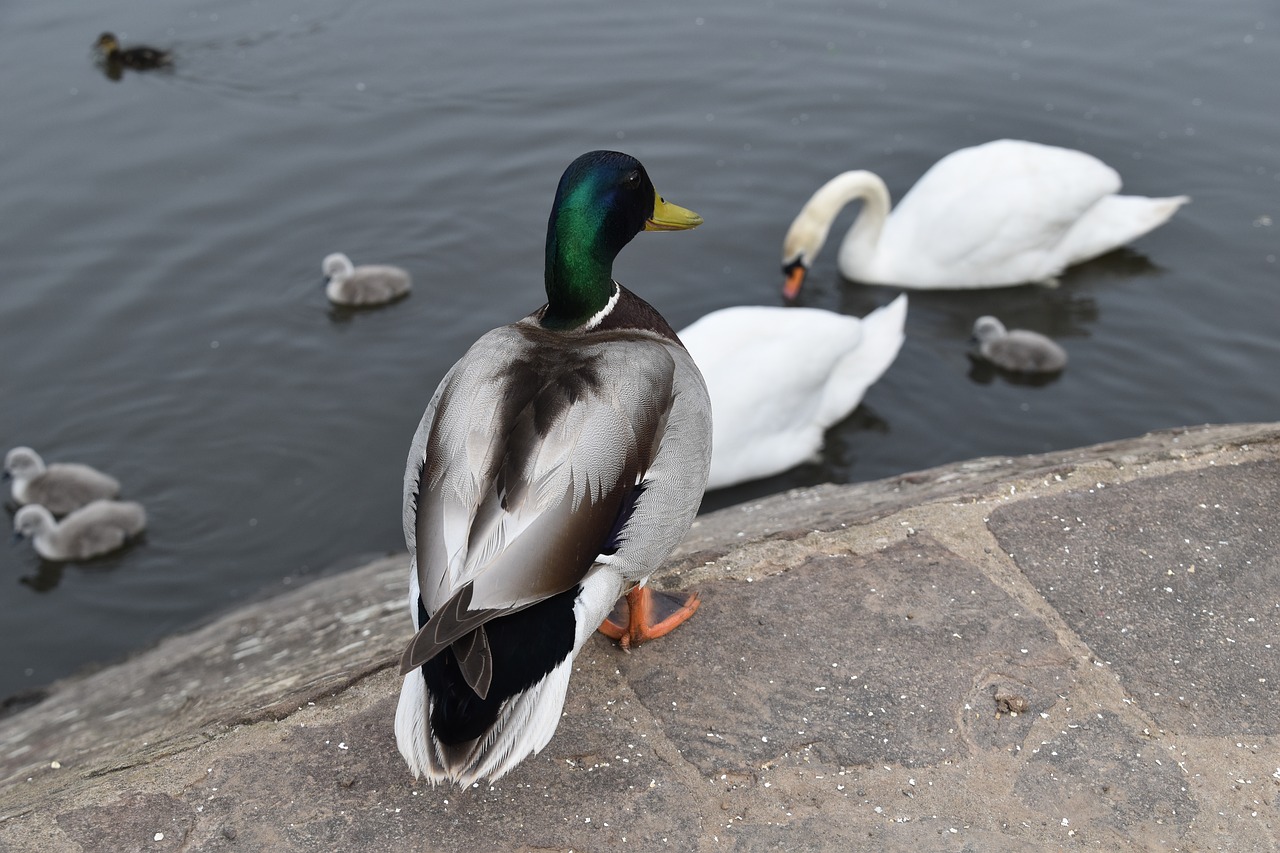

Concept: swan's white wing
[[881, 140, 1121, 283], [814, 293, 907, 428], [684, 306, 855, 444], [682, 297, 905, 489], [1056, 193, 1189, 267]]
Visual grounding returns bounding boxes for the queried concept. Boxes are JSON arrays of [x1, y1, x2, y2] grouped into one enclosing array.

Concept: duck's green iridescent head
[[542, 151, 701, 330]]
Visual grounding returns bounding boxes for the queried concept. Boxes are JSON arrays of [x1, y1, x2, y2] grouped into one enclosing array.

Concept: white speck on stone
[[154, 833, 164, 841]]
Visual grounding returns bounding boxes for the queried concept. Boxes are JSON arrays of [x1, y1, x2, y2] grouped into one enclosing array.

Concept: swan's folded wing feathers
[[887, 140, 1123, 269]]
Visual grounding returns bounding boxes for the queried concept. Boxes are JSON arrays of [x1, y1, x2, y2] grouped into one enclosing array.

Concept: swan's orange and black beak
[[782, 259, 808, 304]]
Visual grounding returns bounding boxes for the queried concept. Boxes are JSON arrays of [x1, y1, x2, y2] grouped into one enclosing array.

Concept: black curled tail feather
[[415, 586, 580, 747]]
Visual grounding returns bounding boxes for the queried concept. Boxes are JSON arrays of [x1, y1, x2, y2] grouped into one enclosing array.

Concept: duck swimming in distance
[[782, 139, 1188, 298], [394, 151, 711, 786], [94, 32, 173, 75]]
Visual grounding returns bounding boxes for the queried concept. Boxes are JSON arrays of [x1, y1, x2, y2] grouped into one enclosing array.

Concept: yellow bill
[[645, 190, 703, 231]]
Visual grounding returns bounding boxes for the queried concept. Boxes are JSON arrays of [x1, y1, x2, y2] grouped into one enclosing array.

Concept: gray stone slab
[[988, 459, 1280, 735], [617, 539, 1070, 774], [1012, 709, 1197, 836]]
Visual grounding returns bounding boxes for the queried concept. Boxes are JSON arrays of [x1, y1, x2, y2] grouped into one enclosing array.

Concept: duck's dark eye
[[624, 170, 641, 189]]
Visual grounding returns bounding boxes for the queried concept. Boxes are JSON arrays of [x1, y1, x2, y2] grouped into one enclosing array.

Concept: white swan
[[322, 252, 412, 306], [13, 500, 147, 561], [971, 315, 1068, 374], [781, 139, 1189, 297], [4, 446, 121, 516], [679, 293, 907, 490]]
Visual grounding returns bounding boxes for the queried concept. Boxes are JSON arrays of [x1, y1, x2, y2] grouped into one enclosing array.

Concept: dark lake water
[[2, 0, 1277, 700]]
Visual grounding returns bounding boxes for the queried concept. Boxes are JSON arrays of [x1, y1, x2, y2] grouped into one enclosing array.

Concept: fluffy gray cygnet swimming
[[4, 446, 121, 516], [322, 253, 412, 306], [971, 316, 1068, 374], [13, 500, 147, 561]]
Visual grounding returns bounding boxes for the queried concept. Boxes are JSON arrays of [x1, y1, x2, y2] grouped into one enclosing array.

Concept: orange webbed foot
[[598, 585, 701, 650]]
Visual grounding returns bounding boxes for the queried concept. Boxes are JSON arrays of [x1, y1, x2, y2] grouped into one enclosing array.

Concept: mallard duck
[[322, 253, 412, 306], [782, 139, 1189, 298], [971, 315, 1068, 374], [13, 500, 147, 561], [94, 32, 173, 71], [679, 294, 907, 489], [5, 446, 121, 517], [394, 151, 711, 786]]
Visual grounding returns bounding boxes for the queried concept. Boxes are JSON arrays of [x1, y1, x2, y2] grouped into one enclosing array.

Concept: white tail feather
[[815, 293, 908, 429], [1059, 194, 1190, 267]]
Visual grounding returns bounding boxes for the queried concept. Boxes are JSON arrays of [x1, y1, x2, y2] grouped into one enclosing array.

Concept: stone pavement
[[0, 422, 1276, 851]]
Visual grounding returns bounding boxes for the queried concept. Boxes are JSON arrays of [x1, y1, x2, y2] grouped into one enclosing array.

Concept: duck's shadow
[[94, 58, 177, 83]]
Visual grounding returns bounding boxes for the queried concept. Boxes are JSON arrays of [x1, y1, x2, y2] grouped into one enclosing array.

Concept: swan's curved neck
[[784, 171, 891, 278]]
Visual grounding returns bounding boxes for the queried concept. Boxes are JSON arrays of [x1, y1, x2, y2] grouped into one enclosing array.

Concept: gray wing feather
[[400, 320, 710, 682], [28, 464, 120, 516], [339, 267, 411, 305], [398, 583, 497, 696], [55, 501, 145, 559], [985, 332, 1067, 372]]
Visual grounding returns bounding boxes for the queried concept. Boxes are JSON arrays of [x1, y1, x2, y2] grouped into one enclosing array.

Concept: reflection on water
[[21, 562, 68, 594], [2, 0, 1278, 699], [966, 357, 1064, 388], [15, 538, 147, 593], [831, 247, 1169, 345]]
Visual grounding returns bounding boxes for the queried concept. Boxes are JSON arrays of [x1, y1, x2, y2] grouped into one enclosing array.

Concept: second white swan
[[680, 294, 907, 490], [782, 139, 1188, 297]]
